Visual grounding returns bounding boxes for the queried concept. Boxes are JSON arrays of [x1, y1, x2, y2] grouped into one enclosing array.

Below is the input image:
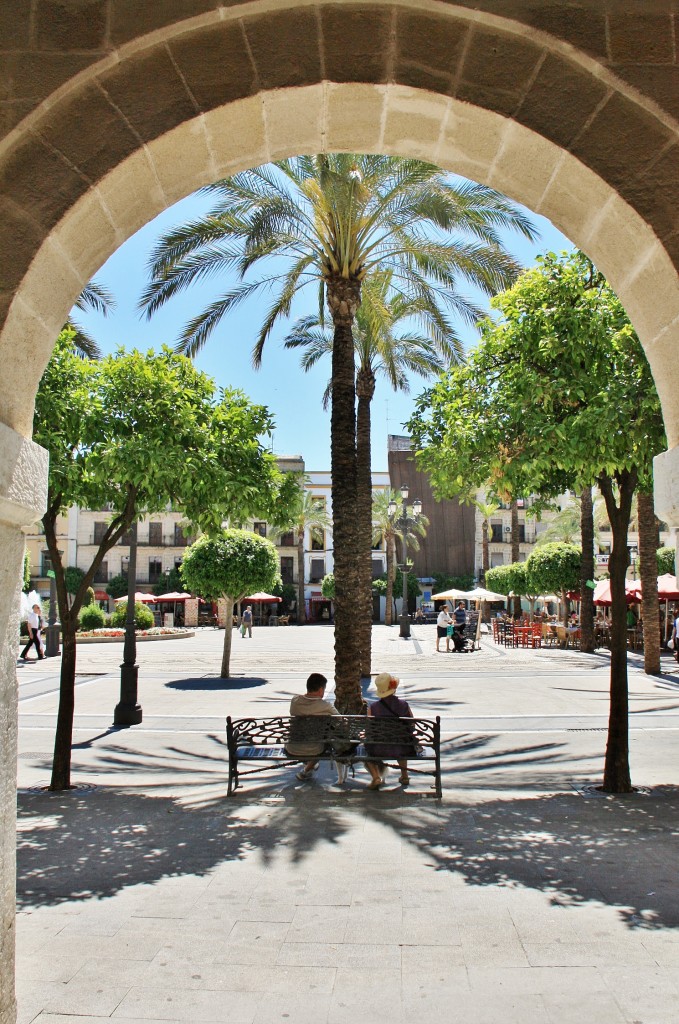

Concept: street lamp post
[[45, 556, 62, 657], [114, 521, 142, 726], [388, 484, 422, 640]]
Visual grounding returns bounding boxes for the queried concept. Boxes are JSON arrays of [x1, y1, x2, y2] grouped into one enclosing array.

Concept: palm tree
[[284, 271, 459, 675], [373, 489, 428, 626], [474, 497, 500, 581], [273, 486, 332, 626], [67, 281, 116, 358], [140, 155, 537, 710]]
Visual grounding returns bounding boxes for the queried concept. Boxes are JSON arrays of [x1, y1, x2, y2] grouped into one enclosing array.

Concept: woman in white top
[[436, 605, 452, 653]]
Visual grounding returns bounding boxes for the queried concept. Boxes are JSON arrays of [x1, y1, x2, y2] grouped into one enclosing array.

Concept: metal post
[[399, 505, 411, 639], [114, 521, 142, 726], [45, 567, 60, 657]]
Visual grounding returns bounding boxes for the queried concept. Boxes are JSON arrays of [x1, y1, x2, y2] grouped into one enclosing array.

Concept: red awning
[[94, 590, 108, 601]]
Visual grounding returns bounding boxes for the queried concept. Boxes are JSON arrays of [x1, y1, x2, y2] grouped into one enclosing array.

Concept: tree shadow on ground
[[165, 676, 269, 690], [16, 731, 679, 932]]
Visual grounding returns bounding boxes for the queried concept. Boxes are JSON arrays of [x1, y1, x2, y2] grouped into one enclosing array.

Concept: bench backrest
[[227, 715, 439, 751]]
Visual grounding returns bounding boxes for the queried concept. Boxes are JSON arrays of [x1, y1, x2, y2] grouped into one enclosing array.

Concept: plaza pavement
[[14, 624, 679, 1023]]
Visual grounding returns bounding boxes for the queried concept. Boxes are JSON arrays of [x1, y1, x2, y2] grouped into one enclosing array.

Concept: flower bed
[[78, 626, 186, 637], [75, 627, 194, 643]]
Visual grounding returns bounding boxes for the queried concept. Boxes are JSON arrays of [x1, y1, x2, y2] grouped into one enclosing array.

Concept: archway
[[3, 5, 679, 1022]]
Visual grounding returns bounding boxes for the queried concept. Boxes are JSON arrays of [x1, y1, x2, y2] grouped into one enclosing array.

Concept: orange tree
[[409, 251, 666, 793], [34, 331, 290, 790]]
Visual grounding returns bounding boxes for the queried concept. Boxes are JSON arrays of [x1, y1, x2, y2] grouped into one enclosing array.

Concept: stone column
[[654, 447, 679, 574], [184, 597, 198, 627], [0, 424, 48, 1024]]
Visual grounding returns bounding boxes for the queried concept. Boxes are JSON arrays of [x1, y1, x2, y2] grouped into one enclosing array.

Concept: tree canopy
[[408, 250, 666, 791], [181, 529, 281, 677], [36, 332, 290, 788]]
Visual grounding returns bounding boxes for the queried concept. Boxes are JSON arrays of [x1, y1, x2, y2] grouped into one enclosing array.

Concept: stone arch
[[4, 6, 679, 1023]]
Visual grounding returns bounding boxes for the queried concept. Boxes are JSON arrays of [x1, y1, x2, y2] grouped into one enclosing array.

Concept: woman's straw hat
[[374, 672, 398, 698]]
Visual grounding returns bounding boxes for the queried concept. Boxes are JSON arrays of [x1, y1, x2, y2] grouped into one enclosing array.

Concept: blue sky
[[73, 177, 573, 472]]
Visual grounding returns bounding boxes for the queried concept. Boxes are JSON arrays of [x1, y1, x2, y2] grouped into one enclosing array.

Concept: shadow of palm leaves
[[16, 728, 679, 932]]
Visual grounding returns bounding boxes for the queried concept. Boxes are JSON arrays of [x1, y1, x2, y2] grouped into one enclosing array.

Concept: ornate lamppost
[[388, 484, 422, 639], [114, 520, 142, 726]]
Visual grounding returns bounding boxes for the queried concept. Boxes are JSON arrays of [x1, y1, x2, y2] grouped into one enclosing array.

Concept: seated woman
[[365, 672, 417, 790]]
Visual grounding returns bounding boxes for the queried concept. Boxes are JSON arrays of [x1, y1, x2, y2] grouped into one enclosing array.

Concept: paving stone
[[43, 979, 132, 1017], [277, 942, 401, 971], [114, 986, 260, 1023]]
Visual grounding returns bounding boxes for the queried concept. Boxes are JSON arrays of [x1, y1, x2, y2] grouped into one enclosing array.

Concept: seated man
[[286, 672, 340, 781]]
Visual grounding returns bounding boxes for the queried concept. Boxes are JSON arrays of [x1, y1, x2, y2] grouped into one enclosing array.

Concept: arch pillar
[[0, 425, 47, 1024], [654, 448, 679, 558]]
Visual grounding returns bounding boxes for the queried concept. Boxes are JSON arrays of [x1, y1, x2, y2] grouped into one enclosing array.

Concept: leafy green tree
[[525, 543, 582, 622], [141, 155, 536, 711], [373, 568, 420, 620], [106, 574, 129, 599], [657, 547, 675, 575], [431, 571, 475, 593], [181, 530, 280, 677], [484, 561, 538, 618], [64, 566, 86, 595], [110, 601, 154, 630], [35, 332, 287, 790], [409, 251, 666, 791]]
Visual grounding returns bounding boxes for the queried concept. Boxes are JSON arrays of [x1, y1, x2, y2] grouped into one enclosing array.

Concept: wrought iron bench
[[225, 714, 442, 797]]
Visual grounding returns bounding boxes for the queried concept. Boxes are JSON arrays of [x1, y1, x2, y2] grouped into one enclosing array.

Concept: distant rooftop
[[388, 434, 412, 451]]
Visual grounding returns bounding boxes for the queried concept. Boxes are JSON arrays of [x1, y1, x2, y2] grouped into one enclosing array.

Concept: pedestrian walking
[[241, 604, 253, 638], [20, 603, 44, 661]]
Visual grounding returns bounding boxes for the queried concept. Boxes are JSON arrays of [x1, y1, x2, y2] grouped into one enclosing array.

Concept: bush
[[110, 601, 154, 630], [657, 546, 675, 575], [106, 574, 129, 599], [79, 604, 105, 631]]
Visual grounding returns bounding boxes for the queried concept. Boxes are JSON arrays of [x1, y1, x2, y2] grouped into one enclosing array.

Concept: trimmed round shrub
[[79, 604, 106, 631], [110, 601, 154, 630]]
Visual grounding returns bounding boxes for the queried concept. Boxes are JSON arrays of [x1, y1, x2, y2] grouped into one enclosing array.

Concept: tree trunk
[[220, 596, 235, 678], [482, 519, 489, 583], [510, 500, 521, 616], [49, 617, 77, 790], [356, 368, 375, 678], [580, 485, 595, 653], [297, 535, 306, 625], [638, 489, 661, 674], [600, 470, 636, 793], [327, 275, 362, 713], [385, 534, 395, 626]]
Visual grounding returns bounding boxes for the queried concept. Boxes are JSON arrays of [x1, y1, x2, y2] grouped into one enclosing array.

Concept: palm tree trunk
[[327, 276, 362, 713], [385, 534, 395, 626], [580, 486, 595, 653], [510, 500, 521, 617], [638, 489, 661, 674], [482, 519, 489, 583], [356, 368, 375, 678], [599, 470, 636, 793], [297, 534, 306, 625]]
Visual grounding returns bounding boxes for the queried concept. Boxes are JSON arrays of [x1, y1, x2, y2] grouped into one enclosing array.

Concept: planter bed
[[75, 628, 194, 644]]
